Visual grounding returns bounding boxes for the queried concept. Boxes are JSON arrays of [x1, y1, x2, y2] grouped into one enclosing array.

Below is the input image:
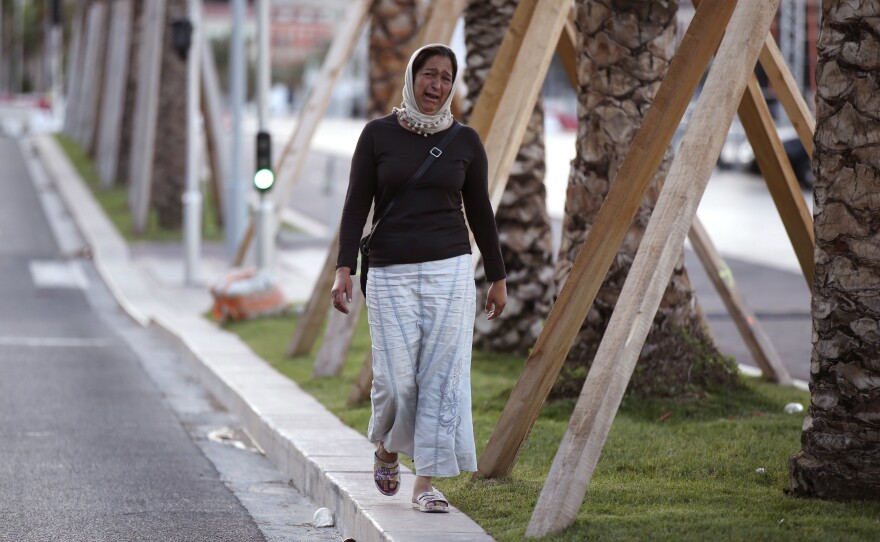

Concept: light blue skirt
[[365, 254, 477, 478]]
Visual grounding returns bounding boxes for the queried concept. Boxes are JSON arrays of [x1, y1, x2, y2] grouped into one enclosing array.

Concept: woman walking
[[331, 44, 507, 513]]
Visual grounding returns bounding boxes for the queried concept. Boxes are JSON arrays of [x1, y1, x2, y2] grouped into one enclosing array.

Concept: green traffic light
[[254, 168, 274, 190]]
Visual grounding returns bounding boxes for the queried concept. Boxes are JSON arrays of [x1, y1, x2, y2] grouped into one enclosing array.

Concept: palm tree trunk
[[464, 0, 555, 354], [368, 0, 419, 118], [151, 0, 188, 228], [117, 0, 144, 186], [789, 0, 880, 500], [553, 0, 736, 397]]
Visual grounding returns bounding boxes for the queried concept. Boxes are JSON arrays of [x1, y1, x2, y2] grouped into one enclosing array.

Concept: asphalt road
[[684, 248, 813, 383], [0, 137, 340, 541]]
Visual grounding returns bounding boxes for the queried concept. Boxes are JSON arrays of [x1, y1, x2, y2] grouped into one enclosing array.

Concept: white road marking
[[29, 260, 88, 289], [0, 337, 111, 348]]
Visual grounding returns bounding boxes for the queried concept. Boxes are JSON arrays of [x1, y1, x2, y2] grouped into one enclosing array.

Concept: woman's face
[[413, 55, 454, 115]]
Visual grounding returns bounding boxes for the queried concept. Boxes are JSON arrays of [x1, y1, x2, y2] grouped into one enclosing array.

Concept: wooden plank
[[286, 233, 341, 356], [738, 75, 815, 287], [127, 0, 167, 234], [525, 1, 779, 535], [467, 0, 539, 140], [475, 0, 737, 481], [688, 216, 791, 384], [482, 2, 570, 209], [76, 3, 108, 151], [757, 36, 815, 156], [201, 34, 227, 226], [233, 0, 371, 266], [313, 281, 366, 377], [555, 7, 578, 90], [346, 351, 374, 406], [287, 200, 373, 357], [96, 0, 133, 188]]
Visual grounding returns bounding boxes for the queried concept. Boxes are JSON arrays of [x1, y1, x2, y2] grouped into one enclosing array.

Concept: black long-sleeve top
[[336, 114, 506, 282]]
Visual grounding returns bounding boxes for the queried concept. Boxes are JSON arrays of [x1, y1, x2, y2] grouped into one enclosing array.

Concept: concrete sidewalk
[[28, 134, 495, 542]]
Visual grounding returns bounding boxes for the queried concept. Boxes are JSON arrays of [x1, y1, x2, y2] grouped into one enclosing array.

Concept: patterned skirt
[[365, 254, 477, 478]]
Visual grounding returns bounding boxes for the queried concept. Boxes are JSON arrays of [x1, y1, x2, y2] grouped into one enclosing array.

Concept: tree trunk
[[368, 0, 419, 118], [117, 0, 144, 187], [150, 0, 188, 229], [789, 0, 880, 500], [553, 0, 736, 398], [464, 0, 555, 354]]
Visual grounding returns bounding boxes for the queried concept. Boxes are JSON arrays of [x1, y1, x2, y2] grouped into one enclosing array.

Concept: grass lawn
[[224, 313, 880, 541], [55, 134, 223, 242]]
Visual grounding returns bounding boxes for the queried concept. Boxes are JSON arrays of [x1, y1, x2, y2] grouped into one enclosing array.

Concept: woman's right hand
[[331, 267, 353, 314]]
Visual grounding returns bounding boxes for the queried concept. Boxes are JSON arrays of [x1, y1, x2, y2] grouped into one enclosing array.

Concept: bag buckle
[[430, 147, 442, 157]]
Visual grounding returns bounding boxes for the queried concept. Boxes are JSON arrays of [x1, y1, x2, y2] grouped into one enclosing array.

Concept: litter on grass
[[784, 402, 804, 414]]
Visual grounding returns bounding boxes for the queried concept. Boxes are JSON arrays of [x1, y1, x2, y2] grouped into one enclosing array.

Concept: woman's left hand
[[485, 279, 507, 321]]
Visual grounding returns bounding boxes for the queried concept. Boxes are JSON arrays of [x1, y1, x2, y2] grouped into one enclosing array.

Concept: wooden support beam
[[738, 75, 815, 287], [525, 1, 779, 535], [481, 1, 571, 210], [475, 0, 737, 481], [347, 351, 374, 406], [286, 233, 340, 357], [556, 7, 578, 90], [467, 0, 540, 140], [688, 217, 791, 384], [234, 0, 371, 266], [757, 37, 815, 156], [314, 282, 366, 377]]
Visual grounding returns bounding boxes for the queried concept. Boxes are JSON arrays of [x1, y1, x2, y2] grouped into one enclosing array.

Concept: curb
[[31, 134, 494, 542]]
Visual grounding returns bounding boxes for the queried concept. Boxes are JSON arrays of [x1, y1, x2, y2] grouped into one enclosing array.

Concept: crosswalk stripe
[[0, 337, 111, 348]]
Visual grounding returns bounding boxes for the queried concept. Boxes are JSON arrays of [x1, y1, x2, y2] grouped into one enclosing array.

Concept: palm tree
[[464, 0, 555, 354], [117, 0, 144, 186], [553, 0, 736, 397], [789, 1, 880, 500], [151, 0, 188, 228], [368, 0, 420, 117]]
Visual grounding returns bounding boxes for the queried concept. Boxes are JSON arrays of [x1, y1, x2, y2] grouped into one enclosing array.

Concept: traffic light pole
[[255, 191, 274, 272], [254, 0, 274, 272]]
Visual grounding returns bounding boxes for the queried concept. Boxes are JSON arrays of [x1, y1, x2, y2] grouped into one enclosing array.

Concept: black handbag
[[359, 122, 463, 296]]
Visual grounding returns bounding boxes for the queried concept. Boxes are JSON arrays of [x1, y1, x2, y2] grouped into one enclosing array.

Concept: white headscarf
[[392, 44, 458, 137]]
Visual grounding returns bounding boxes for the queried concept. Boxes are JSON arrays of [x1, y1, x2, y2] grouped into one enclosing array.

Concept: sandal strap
[[415, 490, 448, 505], [374, 452, 399, 468]]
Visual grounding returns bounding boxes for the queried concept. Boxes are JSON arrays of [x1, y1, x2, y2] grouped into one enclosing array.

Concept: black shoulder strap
[[361, 122, 463, 255]]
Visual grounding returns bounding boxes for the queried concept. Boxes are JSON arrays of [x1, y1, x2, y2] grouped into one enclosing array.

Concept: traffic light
[[253, 131, 274, 191]]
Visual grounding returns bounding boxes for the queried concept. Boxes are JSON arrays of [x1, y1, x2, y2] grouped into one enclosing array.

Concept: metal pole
[[225, 0, 247, 260], [183, 0, 202, 285], [254, 0, 274, 271]]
